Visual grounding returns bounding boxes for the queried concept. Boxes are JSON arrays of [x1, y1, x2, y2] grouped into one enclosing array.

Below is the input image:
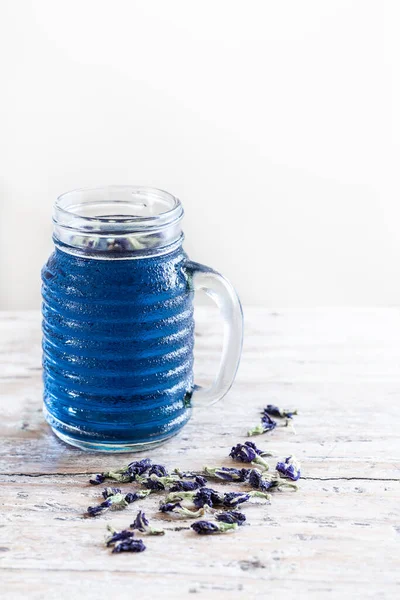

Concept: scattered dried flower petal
[[204, 466, 250, 482], [148, 464, 168, 477], [169, 476, 207, 492], [249, 468, 298, 491], [276, 456, 301, 481], [112, 539, 146, 553], [247, 413, 277, 436], [105, 525, 134, 547], [102, 487, 122, 499], [86, 492, 129, 517], [191, 520, 238, 535], [216, 511, 246, 525], [131, 510, 165, 535], [124, 490, 152, 504], [263, 405, 298, 419], [159, 501, 207, 518], [165, 487, 223, 508], [89, 474, 105, 485], [229, 442, 271, 470]]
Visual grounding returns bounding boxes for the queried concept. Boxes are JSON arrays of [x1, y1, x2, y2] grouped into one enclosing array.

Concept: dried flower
[[102, 487, 122, 499], [124, 490, 152, 503], [89, 474, 105, 485], [105, 525, 134, 547], [229, 442, 271, 470], [193, 488, 224, 508], [191, 520, 238, 535], [216, 511, 246, 525], [102, 458, 153, 483], [247, 413, 277, 436], [173, 469, 197, 478], [276, 456, 301, 481], [263, 404, 297, 419], [203, 466, 250, 482], [87, 500, 111, 517], [169, 476, 207, 492], [112, 539, 146, 553], [138, 474, 180, 491], [130, 510, 165, 536], [159, 501, 207, 518], [223, 490, 271, 507], [86, 492, 129, 517], [127, 458, 152, 475], [148, 464, 168, 477], [248, 468, 298, 491], [165, 487, 223, 508]]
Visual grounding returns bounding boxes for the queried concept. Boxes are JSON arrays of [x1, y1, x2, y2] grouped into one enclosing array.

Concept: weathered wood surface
[[0, 308, 399, 599]]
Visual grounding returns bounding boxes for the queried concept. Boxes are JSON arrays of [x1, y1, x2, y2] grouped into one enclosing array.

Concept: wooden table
[[1, 308, 399, 599]]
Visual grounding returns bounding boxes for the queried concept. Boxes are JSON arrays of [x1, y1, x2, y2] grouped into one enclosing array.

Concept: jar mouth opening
[[55, 185, 183, 232]]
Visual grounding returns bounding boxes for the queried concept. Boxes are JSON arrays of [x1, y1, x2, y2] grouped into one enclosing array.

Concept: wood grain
[[0, 308, 399, 599]]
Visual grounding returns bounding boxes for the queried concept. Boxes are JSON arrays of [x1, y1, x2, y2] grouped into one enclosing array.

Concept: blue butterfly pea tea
[[41, 186, 243, 452]]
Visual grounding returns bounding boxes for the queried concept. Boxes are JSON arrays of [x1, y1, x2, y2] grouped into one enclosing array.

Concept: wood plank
[[1, 308, 399, 598]]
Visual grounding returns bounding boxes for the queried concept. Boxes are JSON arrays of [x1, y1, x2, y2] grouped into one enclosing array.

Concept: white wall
[[1, 0, 399, 309]]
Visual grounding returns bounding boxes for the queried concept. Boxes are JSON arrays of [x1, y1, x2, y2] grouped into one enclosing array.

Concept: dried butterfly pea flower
[[87, 500, 112, 517], [102, 487, 122, 499], [276, 456, 301, 481], [191, 520, 238, 535], [105, 525, 134, 547], [216, 511, 246, 525], [101, 458, 153, 483], [222, 490, 270, 507], [137, 474, 180, 491], [173, 468, 197, 478], [87, 492, 129, 517], [124, 490, 152, 504], [248, 468, 298, 492], [165, 487, 223, 508], [229, 442, 272, 470], [89, 474, 105, 485], [263, 405, 298, 419], [159, 502, 207, 518], [247, 413, 277, 436], [169, 476, 207, 492], [130, 510, 165, 536], [203, 466, 250, 482], [148, 464, 168, 477], [112, 539, 146, 553]]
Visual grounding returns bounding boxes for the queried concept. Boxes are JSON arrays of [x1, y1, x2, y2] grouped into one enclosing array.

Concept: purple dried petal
[[89, 474, 105, 485], [263, 405, 297, 419], [159, 502, 182, 513], [260, 413, 277, 432], [223, 492, 251, 507], [148, 464, 168, 477], [102, 487, 122, 499], [193, 488, 223, 508], [216, 511, 246, 525], [130, 510, 150, 532], [87, 498, 111, 517], [112, 539, 146, 553], [169, 476, 206, 492], [127, 458, 152, 477], [276, 456, 301, 481], [106, 529, 134, 547], [191, 521, 220, 535], [142, 477, 166, 491]]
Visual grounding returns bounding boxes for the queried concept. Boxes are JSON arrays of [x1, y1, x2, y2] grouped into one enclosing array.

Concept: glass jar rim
[[54, 185, 183, 233]]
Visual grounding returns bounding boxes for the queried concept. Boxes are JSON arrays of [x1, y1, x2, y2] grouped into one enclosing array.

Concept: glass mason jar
[[41, 186, 243, 452]]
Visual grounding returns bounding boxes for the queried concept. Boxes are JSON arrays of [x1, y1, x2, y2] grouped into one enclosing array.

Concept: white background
[[1, 0, 399, 309]]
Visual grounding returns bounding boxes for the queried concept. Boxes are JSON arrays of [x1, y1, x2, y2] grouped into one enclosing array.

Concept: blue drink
[[42, 186, 243, 452]]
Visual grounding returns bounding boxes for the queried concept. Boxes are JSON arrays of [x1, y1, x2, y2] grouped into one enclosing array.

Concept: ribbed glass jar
[[42, 186, 243, 452]]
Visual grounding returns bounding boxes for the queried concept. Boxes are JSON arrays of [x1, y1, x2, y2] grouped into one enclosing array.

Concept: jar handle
[[185, 261, 243, 406]]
